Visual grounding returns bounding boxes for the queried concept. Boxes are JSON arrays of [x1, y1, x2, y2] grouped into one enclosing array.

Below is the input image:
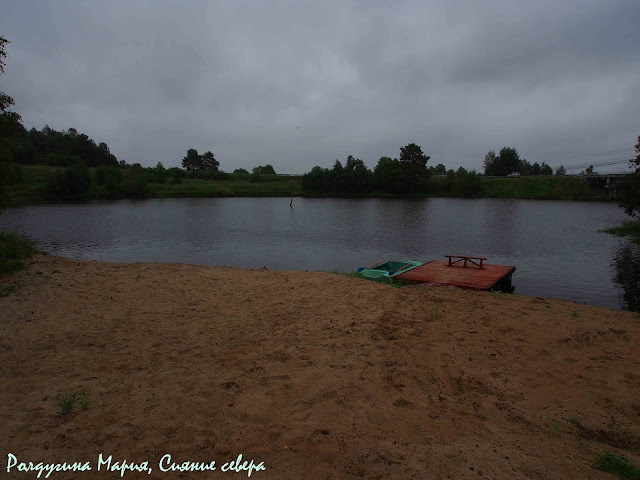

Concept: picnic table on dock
[[396, 257, 515, 291], [445, 254, 487, 269]]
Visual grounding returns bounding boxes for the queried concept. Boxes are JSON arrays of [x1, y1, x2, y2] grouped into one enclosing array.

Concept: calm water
[[1, 197, 638, 310]]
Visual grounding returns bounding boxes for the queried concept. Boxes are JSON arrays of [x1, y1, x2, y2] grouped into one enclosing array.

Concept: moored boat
[[357, 260, 423, 280]]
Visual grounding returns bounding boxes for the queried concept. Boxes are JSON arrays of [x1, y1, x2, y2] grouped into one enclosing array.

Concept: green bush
[[252, 164, 276, 175], [122, 166, 148, 197], [450, 168, 482, 197], [94, 165, 122, 186], [186, 170, 229, 181], [6, 164, 23, 185], [0, 232, 38, 277], [166, 167, 185, 179], [592, 452, 640, 480], [604, 220, 640, 245], [43, 160, 91, 199]]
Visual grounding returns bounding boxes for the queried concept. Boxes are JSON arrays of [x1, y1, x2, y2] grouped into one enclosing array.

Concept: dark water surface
[[1, 197, 638, 310]]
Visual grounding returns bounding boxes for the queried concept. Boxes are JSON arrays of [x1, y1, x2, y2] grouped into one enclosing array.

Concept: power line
[[547, 147, 632, 163], [563, 157, 632, 170]]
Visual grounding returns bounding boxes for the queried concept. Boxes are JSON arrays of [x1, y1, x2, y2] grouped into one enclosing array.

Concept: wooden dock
[[396, 260, 516, 292]]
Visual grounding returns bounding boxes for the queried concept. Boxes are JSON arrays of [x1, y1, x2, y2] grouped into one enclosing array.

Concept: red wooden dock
[[396, 260, 516, 291]]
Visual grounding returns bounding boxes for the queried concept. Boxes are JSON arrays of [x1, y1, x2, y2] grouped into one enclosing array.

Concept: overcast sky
[[2, 0, 639, 173]]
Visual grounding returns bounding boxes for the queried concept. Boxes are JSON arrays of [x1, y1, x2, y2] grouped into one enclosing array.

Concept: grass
[[603, 220, 640, 245], [0, 232, 39, 278], [57, 391, 77, 414], [3, 165, 619, 205], [57, 387, 91, 415], [148, 177, 303, 198], [476, 176, 609, 201], [342, 270, 406, 287], [0, 281, 20, 297], [3, 166, 304, 204], [432, 302, 441, 319], [77, 388, 91, 410], [568, 416, 584, 428], [592, 452, 640, 480], [343, 270, 364, 279], [536, 416, 640, 476], [540, 416, 562, 437], [571, 311, 579, 317]]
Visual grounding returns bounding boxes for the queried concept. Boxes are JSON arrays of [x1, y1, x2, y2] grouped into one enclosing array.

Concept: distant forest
[[12, 125, 118, 168], [301, 143, 482, 197]]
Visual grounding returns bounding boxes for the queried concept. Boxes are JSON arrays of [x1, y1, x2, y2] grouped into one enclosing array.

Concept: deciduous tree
[[0, 36, 25, 204], [482, 147, 523, 176], [619, 135, 640, 217], [483, 150, 497, 176], [182, 148, 202, 171], [540, 162, 553, 176], [252, 164, 276, 175], [200, 151, 219, 171]]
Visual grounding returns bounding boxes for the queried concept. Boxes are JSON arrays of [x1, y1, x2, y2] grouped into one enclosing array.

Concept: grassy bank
[[3, 165, 303, 204], [603, 220, 640, 244], [148, 177, 303, 198], [455, 175, 609, 200], [3, 165, 612, 205], [0, 232, 39, 278]]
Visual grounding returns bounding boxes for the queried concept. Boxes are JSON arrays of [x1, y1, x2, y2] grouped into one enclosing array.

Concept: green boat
[[357, 260, 423, 280]]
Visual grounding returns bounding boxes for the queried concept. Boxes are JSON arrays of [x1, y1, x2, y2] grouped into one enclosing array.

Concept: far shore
[[1, 254, 638, 479], [4, 165, 614, 206]]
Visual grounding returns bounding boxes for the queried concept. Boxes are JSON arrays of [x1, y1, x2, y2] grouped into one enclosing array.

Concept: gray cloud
[[2, 0, 639, 173]]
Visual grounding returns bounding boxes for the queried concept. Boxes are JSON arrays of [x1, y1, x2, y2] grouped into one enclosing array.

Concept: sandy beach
[[1, 254, 639, 479]]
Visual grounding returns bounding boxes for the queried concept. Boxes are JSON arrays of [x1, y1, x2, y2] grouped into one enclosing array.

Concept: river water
[[1, 197, 638, 310]]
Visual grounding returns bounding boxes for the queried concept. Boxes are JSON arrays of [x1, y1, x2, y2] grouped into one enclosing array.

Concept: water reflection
[[612, 240, 640, 311], [483, 199, 520, 258]]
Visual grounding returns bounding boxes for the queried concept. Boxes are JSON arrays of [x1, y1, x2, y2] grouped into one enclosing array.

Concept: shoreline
[[5, 166, 613, 206], [1, 254, 639, 478], [1, 249, 629, 311]]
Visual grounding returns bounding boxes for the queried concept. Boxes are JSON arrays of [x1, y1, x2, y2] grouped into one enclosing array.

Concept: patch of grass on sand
[[0, 232, 39, 277], [592, 452, 640, 480], [57, 391, 77, 415], [603, 221, 640, 245], [57, 387, 91, 415], [568, 416, 583, 428], [0, 281, 19, 297], [341, 271, 407, 288], [344, 272, 363, 279]]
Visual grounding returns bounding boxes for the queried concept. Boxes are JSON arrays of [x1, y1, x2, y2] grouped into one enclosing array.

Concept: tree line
[[301, 143, 482, 197], [483, 147, 565, 176]]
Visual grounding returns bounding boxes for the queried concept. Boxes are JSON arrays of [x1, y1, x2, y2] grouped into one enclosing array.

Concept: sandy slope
[[0, 255, 639, 479]]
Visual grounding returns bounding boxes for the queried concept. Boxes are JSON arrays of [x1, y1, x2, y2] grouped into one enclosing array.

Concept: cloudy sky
[[2, 0, 639, 173]]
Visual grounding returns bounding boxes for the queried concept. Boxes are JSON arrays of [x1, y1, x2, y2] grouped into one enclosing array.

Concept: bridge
[[588, 174, 631, 199]]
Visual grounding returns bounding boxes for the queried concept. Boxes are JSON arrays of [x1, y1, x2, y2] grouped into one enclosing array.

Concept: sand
[[1, 254, 639, 479]]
